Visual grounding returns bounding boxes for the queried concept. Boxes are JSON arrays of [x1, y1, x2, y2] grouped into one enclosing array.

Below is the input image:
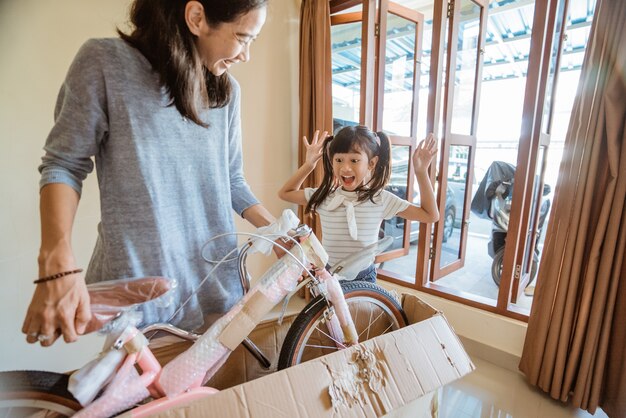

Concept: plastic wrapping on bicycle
[[0, 210, 411, 418], [84, 276, 175, 334]]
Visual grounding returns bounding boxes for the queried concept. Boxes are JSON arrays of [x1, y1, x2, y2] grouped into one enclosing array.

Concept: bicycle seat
[[84, 276, 174, 334]]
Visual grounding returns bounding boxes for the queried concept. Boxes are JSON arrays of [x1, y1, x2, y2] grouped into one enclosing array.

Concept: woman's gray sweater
[[39, 38, 259, 330]]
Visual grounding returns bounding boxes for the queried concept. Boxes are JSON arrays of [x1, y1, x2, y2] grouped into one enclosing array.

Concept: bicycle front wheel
[[0, 370, 82, 417], [277, 281, 407, 369]]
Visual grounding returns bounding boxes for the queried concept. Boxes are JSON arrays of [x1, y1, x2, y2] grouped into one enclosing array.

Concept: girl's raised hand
[[413, 133, 438, 174], [304, 130, 328, 168]]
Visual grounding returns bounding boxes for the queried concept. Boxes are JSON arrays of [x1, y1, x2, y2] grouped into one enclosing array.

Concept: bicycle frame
[[72, 326, 218, 418], [73, 223, 363, 418], [237, 226, 359, 360]]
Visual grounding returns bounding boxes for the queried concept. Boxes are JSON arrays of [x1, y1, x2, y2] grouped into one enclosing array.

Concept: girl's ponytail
[[358, 131, 391, 201]]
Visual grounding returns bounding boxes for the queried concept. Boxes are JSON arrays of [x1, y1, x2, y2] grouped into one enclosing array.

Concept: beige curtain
[[519, 1, 626, 417], [298, 0, 333, 231]]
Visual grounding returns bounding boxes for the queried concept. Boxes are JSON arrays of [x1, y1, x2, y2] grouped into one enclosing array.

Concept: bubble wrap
[[325, 273, 358, 344], [159, 252, 304, 397], [73, 356, 150, 418], [250, 209, 300, 255]]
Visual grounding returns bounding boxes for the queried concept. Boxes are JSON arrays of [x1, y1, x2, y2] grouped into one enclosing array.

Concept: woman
[[22, 0, 275, 347]]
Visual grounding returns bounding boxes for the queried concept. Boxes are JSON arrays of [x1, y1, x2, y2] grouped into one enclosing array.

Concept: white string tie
[[326, 193, 360, 240]]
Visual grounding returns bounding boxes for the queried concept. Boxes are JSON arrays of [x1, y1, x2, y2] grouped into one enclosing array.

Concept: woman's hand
[[272, 236, 295, 258], [413, 133, 438, 175], [304, 130, 328, 168], [22, 273, 91, 346]]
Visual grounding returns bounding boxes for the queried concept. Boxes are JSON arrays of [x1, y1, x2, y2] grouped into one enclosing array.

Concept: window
[[327, 0, 596, 320]]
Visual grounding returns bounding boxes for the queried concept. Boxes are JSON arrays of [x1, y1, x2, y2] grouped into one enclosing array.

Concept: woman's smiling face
[[192, 5, 267, 76]]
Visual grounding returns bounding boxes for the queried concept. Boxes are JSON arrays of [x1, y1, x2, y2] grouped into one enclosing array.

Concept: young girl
[[278, 125, 439, 282]]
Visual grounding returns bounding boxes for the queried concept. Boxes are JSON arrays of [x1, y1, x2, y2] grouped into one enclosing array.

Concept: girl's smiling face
[[332, 149, 378, 191]]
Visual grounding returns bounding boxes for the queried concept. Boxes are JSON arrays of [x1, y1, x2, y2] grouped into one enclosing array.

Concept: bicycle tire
[[492, 248, 539, 288], [491, 247, 505, 286], [277, 281, 408, 369], [0, 370, 82, 416]]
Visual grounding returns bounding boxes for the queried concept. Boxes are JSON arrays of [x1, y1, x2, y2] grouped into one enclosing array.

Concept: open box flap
[[148, 294, 474, 418], [400, 293, 440, 324]]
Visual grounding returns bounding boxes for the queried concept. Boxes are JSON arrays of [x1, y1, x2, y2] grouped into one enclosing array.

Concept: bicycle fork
[[316, 270, 359, 347]]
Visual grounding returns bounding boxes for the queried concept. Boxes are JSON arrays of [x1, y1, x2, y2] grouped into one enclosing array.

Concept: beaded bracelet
[[34, 268, 83, 284]]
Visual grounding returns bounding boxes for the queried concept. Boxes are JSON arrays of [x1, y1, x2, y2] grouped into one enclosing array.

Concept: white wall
[[0, 0, 300, 372], [0, 0, 526, 374]]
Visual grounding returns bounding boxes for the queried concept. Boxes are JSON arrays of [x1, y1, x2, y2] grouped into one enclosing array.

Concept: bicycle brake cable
[[162, 232, 312, 337]]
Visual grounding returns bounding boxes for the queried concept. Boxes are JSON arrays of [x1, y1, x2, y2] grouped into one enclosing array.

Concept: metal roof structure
[[331, 0, 596, 92]]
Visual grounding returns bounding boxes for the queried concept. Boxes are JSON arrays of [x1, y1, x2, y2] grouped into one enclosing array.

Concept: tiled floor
[[388, 356, 609, 418]]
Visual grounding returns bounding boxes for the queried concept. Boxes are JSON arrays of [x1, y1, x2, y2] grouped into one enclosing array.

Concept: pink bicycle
[[0, 214, 406, 417]]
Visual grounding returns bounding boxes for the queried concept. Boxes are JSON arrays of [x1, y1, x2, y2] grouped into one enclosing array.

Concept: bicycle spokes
[[358, 313, 394, 341], [305, 323, 347, 351]]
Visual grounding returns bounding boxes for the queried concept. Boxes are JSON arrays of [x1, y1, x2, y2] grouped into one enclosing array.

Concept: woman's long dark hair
[[306, 125, 392, 214], [118, 0, 268, 127]]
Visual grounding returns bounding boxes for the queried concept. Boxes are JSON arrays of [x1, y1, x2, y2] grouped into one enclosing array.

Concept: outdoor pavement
[[380, 214, 534, 311]]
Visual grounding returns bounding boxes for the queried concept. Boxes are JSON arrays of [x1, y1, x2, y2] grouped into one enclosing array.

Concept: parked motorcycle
[[471, 161, 551, 287]]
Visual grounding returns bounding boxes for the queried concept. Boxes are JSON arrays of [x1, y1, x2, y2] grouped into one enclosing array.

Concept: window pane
[[449, 0, 481, 135], [385, 1, 434, 139], [331, 22, 362, 128], [417, 16, 433, 139], [542, 0, 568, 133], [433, 0, 533, 304], [381, 14, 416, 136], [439, 145, 468, 269], [379, 144, 421, 283], [525, 147, 548, 281], [382, 145, 413, 252]]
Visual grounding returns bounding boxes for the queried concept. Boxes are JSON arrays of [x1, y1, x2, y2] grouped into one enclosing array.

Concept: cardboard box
[[149, 294, 474, 417], [150, 314, 299, 390]]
